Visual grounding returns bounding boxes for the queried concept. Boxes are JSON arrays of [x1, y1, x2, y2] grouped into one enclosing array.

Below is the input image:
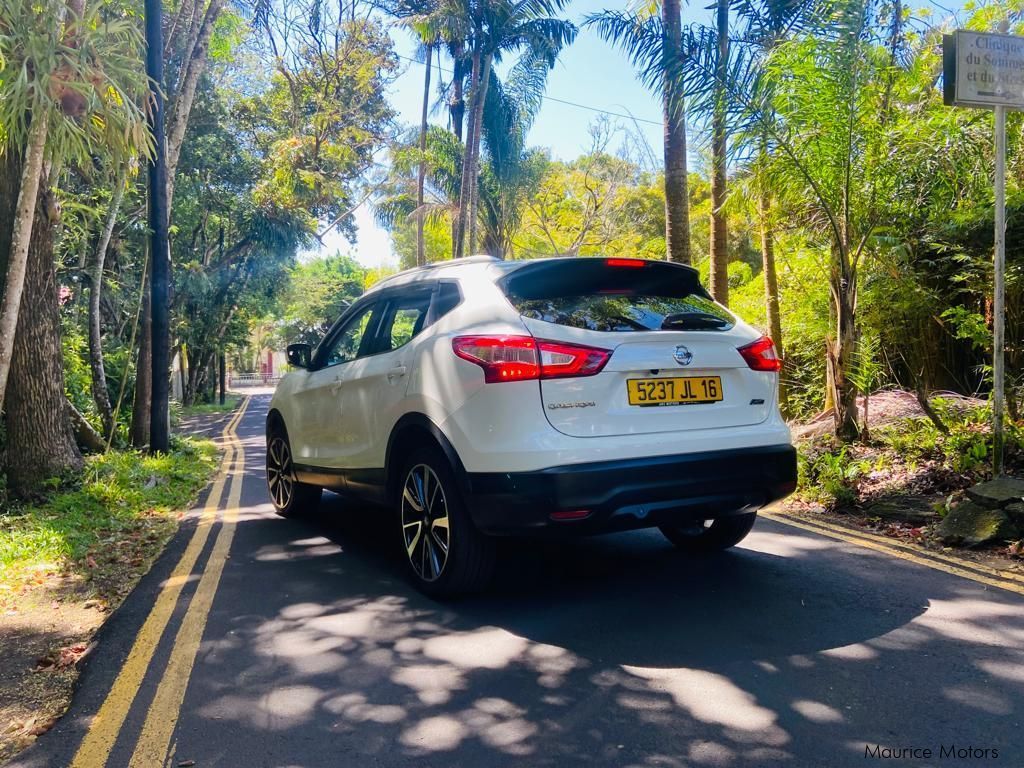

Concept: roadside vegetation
[[0, 438, 217, 760], [0, 438, 218, 599], [794, 401, 1024, 555]]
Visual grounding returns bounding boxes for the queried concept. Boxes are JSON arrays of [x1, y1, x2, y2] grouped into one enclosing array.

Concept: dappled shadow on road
[[176, 450, 1024, 768], [142, 411, 1023, 767]]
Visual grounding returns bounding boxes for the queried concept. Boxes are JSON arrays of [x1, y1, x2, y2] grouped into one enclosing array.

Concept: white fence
[[230, 372, 281, 387]]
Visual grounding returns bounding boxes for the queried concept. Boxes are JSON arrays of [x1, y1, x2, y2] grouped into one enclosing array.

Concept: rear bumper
[[465, 444, 797, 535]]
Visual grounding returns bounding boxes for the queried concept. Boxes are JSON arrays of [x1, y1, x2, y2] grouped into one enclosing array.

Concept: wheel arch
[[266, 407, 286, 438], [385, 414, 468, 504]]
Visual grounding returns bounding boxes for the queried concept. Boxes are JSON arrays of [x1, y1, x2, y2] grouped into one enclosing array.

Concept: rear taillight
[[605, 258, 646, 268], [738, 336, 782, 372], [452, 336, 611, 383]]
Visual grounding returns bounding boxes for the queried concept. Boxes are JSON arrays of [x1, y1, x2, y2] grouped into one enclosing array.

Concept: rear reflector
[[738, 336, 782, 372], [550, 510, 592, 521], [452, 336, 611, 383], [605, 258, 646, 268]]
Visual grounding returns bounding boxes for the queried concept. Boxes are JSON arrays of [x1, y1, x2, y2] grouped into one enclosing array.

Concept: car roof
[[367, 255, 698, 294]]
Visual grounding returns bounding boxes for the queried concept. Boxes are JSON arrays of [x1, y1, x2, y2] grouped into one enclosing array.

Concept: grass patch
[[0, 437, 219, 600], [178, 396, 240, 420]]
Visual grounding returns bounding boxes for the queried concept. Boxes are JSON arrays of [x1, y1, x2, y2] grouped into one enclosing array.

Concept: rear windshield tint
[[502, 260, 734, 332]]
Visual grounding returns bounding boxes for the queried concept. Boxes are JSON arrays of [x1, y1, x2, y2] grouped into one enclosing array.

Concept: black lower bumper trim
[[465, 444, 797, 535]]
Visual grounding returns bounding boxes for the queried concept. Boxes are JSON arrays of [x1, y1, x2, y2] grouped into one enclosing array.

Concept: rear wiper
[[661, 312, 730, 330]]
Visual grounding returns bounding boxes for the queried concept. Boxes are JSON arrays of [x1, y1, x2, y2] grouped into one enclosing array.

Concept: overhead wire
[[391, 51, 663, 126]]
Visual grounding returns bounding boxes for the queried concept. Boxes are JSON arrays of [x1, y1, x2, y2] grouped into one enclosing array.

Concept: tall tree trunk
[[662, 0, 690, 264], [454, 48, 483, 259], [165, 0, 226, 203], [758, 162, 787, 413], [131, 270, 152, 448], [88, 174, 126, 437], [218, 349, 226, 405], [467, 53, 492, 256], [178, 342, 189, 406], [708, 0, 729, 302], [449, 41, 466, 142], [0, 112, 49, 417], [417, 42, 433, 268], [828, 243, 859, 441], [0, 141, 20, 303], [6, 185, 83, 495]]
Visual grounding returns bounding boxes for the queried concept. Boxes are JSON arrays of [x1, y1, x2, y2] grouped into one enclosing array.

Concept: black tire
[[266, 424, 322, 518], [398, 444, 495, 597], [659, 512, 757, 553]]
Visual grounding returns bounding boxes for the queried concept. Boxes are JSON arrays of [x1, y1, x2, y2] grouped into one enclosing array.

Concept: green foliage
[[61, 316, 96, 424], [0, 0, 151, 166], [0, 438, 218, 585], [797, 442, 861, 510], [798, 403, 1024, 510], [850, 333, 882, 400], [275, 253, 368, 346]]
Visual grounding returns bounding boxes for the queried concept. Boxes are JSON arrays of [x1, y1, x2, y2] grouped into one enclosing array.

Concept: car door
[[289, 300, 383, 465], [337, 286, 436, 472]]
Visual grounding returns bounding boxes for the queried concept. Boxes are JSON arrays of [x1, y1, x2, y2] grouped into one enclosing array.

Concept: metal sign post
[[944, 28, 1021, 477], [994, 104, 1006, 475]]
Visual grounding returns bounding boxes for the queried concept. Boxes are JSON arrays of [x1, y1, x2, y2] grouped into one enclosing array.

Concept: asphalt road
[[11, 393, 1024, 768]]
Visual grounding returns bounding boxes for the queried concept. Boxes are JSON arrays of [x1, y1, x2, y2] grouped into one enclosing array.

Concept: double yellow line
[[763, 507, 1024, 597], [72, 397, 251, 768]]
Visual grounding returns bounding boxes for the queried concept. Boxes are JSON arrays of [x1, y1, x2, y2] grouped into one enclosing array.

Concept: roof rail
[[372, 254, 501, 289]]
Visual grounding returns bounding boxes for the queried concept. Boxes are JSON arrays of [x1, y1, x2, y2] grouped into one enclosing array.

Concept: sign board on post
[[943, 28, 1022, 476], [944, 31, 1024, 109]]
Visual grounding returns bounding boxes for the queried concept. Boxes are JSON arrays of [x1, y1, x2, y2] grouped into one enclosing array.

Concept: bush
[[0, 438, 218, 592]]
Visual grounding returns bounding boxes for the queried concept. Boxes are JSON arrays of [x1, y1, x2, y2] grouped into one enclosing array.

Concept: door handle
[[388, 364, 408, 381]]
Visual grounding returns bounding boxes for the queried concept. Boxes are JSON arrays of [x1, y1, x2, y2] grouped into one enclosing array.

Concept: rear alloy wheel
[[266, 428, 321, 517], [659, 512, 757, 553], [399, 446, 494, 597]]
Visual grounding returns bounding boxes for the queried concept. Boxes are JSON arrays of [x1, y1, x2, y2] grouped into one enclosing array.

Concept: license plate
[[627, 376, 723, 406]]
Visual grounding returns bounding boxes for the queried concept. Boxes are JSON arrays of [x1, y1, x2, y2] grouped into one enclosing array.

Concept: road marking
[[128, 406, 247, 767], [763, 509, 1024, 597], [768, 509, 1024, 585], [70, 398, 249, 768]]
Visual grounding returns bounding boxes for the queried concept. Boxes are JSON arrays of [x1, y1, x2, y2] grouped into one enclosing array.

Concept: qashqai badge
[[673, 345, 693, 366]]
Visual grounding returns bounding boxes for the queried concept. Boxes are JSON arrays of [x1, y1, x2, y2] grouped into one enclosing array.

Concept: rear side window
[[502, 259, 734, 332]]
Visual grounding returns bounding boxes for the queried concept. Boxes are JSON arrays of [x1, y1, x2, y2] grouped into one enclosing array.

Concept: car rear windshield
[[501, 259, 734, 332]]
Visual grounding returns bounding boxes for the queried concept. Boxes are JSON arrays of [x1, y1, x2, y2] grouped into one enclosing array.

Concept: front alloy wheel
[[267, 436, 295, 510], [266, 427, 321, 517], [401, 464, 451, 583]]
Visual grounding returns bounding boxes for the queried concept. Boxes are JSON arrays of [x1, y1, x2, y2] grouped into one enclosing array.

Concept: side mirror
[[286, 343, 312, 369]]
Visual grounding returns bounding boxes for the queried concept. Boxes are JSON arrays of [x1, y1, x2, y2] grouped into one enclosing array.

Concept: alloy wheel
[[267, 436, 295, 510], [401, 463, 450, 582]]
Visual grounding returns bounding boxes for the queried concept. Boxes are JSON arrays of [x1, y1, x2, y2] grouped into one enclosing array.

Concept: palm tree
[[708, 0, 729, 304], [586, 1, 691, 264], [376, 58, 551, 263], [477, 56, 550, 258], [392, 0, 444, 266], [418, 0, 575, 258]]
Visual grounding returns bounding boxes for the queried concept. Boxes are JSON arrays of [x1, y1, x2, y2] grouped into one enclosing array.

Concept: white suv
[[267, 256, 796, 595]]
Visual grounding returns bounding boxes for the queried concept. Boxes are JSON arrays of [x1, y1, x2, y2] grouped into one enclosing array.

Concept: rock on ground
[[936, 501, 1021, 547], [966, 477, 1024, 509]]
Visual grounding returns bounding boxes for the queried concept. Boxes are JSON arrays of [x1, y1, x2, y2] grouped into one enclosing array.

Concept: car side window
[[378, 292, 433, 353], [323, 303, 378, 367]]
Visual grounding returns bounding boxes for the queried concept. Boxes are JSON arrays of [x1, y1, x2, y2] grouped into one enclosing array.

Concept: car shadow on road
[[171, 472, 1024, 767]]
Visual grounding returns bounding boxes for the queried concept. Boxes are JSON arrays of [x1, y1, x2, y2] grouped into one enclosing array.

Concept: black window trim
[[310, 299, 384, 371], [310, 279, 464, 369]]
